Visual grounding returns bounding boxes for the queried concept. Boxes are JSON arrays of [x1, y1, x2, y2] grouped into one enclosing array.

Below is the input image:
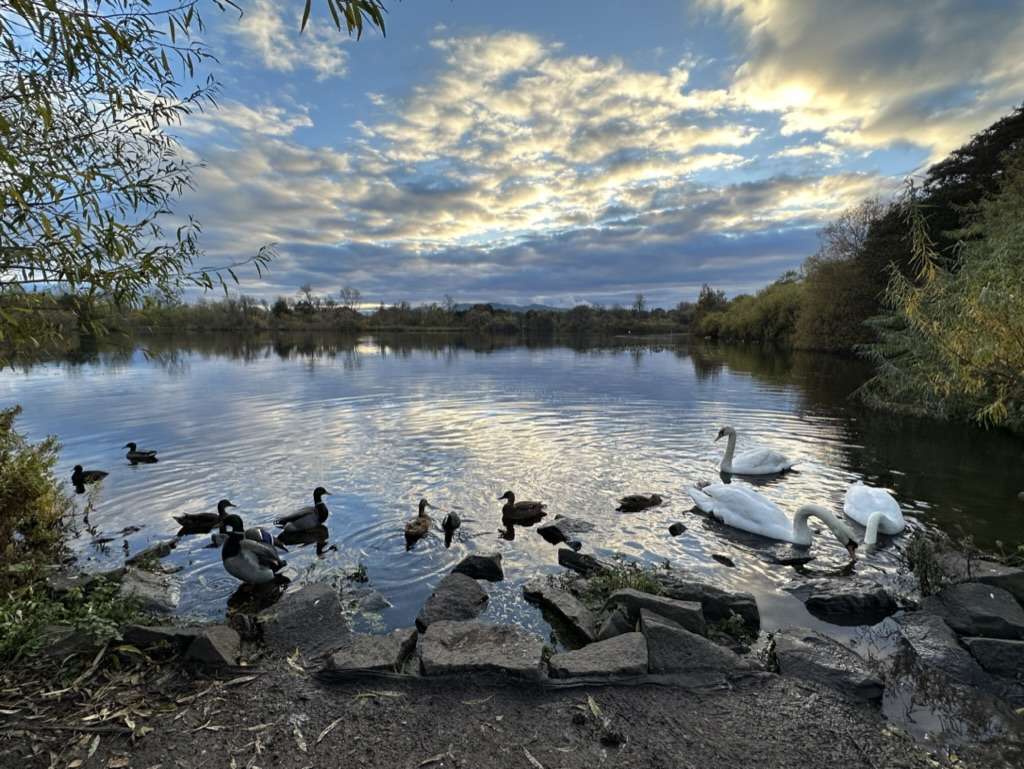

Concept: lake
[[4, 333, 1023, 643]]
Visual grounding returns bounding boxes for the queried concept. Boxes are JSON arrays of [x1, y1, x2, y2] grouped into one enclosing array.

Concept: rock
[[537, 516, 594, 545], [711, 554, 736, 568], [927, 582, 1024, 640], [548, 633, 648, 678], [419, 621, 545, 679], [894, 612, 995, 690], [654, 576, 759, 632], [119, 567, 180, 614], [566, 540, 583, 552], [326, 627, 418, 673], [597, 607, 635, 641], [668, 522, 686, 536], [558, 549, 607, 578], [964, 637, 1024, 680], [122, 624, 201, 649], [451, 553, 504, 582], [126, 538, 177, 566], [640, 610, 751, 676], [523, 580, 597, 644], [186, 626, 240, 666], [39, 624, 107, 661], [46, 568, 124, 596], [605, 589, 706, 636], [345, 587, 391, 613], [259, 583, 349, 658], [790, 579, 896, 626], [936, 552, 1024, 604], [773, 629, 884, 702], [416, 573, 488, 632]]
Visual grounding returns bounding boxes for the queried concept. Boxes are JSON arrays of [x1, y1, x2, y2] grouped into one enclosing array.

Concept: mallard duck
[[498, 490, 547, 522], [221, 518, 288, 586], [274, 486, 330, 533], [211, 513, 288, 551], [616, 493, 663, 512], [441, 512, 461, 548], [174, 499, 235, 531], [71, 465, 107, 486], [404, 498, 436, 550], [124, 442, 158, 463]]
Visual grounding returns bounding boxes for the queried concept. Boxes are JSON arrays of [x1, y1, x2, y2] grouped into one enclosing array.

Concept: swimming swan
[[716, 426, 795, 475], [688, 482, 858, 557], [843, 481, 905, 547]]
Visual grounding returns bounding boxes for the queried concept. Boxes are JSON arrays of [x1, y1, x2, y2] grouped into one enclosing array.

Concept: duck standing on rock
[[212, 513, 288, 551], [124, 442, 158, 464], [175, 499, 235, 532], [497, 490, 547, 522], [275, 486, 331, 533], [404, 498, 437, 550], [221, 517, 288, 586], [616, 493, 663, 512], [71, 465, 107, 488]]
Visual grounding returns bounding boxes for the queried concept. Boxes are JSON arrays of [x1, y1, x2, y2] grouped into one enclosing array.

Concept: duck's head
[[498, 490, 515, 503], [73, 464, 83, 474], [313, 486, 331, 502], [418, 498, 436, 515], [222, 513, 245, 532], [715, 426, 735, 442], [845, 539, 859, 560], [217, 499, 237, 515], [123, 442, 137, 451]]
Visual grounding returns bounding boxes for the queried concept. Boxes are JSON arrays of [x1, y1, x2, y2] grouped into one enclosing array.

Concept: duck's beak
[[226, 502, 236, 508], [426, 502, 438, 510]]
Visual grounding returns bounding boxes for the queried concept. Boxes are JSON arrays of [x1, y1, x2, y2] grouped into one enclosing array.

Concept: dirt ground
[[4, 654, 1021, 769]]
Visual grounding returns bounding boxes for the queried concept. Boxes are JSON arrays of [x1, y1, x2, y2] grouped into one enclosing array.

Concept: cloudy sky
[[178, 0, 1024, 307]]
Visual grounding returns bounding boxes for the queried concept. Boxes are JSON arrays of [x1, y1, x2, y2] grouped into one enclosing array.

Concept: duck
[[843, 481, 906, 547], [274, 486, 330, 533], [174, 499, 235, 531], [71, 465, 107, 486], [442, 512, 461, 548], [221, 518, 288, 586], [715, 426, 794, 475], [124, 442, 158, 463], [404, 498, 436, 550], [497, 490, 547, 522], [616, 493, 663, 512], [688, 482, 858, 558], [211, 513, 288, 551]]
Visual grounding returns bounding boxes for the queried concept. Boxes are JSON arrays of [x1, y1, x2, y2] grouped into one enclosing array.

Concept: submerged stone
[[790, 578, 896, 626]]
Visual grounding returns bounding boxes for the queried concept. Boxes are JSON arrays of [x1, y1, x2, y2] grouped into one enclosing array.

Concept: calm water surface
[[4, 334, 1023, 643]]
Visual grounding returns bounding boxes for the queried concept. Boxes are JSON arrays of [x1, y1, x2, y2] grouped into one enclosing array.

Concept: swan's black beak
[[714, 433, 723, 442]]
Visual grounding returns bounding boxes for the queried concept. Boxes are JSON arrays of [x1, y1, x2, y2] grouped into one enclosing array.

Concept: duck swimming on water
[[404, 498, 436, 550], [221, 517, 288, 586], [616, 493, 663, 512], [124, 442, 158, 463], [497, 491, 546, 522], [71, 465, 108, 487], [442, 512, 461, 548], [275, 486, 330, 533], [175, 499, 235, 531]]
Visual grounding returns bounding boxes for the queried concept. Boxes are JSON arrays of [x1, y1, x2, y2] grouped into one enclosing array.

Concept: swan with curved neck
[[843, 482, 905, 547], [716, 426, 795, 475], [688, 482, 858, 557]]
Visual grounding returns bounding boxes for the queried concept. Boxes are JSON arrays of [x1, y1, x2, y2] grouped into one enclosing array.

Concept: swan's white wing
[[730, 447, 794, 475], [843, 483, 904, 533], [697, 483, 796, 542]]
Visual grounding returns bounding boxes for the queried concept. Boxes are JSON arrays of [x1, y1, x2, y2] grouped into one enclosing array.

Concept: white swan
[[716, 426, 795, 475], [843, 481, 905, 547], [688, 482, 858, 557]]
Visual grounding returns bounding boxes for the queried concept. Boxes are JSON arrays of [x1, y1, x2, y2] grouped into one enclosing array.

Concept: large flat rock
[[640, 609, 750, 676], [259, 583, 349, 658], [451, 553, 504, 582], [186, 626, 240, 666], [963, 637, 1024, 681], [605, 589, 706, 636], [119, 567, 180, 614], [655, 575, 760, 632], [790, 578, 897, 626], [937, 552, 1024, 604], [416, 573, 488, 632], [927, 582, 1024, 640], [419, 621, 545, 679], [523, 579, 597, 644], [537, 516, 594, 545], [773, 629, 883, 702], [548, 632, 648, 678], [325, 627, 418, 673], [557, 549, 608, 578]]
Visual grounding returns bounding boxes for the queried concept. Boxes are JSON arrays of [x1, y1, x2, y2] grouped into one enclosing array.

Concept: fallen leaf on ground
[[523, 747, 545, 769]]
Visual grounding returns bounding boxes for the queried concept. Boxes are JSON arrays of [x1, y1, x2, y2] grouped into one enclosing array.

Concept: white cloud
[[232, 0, 351, 81]]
